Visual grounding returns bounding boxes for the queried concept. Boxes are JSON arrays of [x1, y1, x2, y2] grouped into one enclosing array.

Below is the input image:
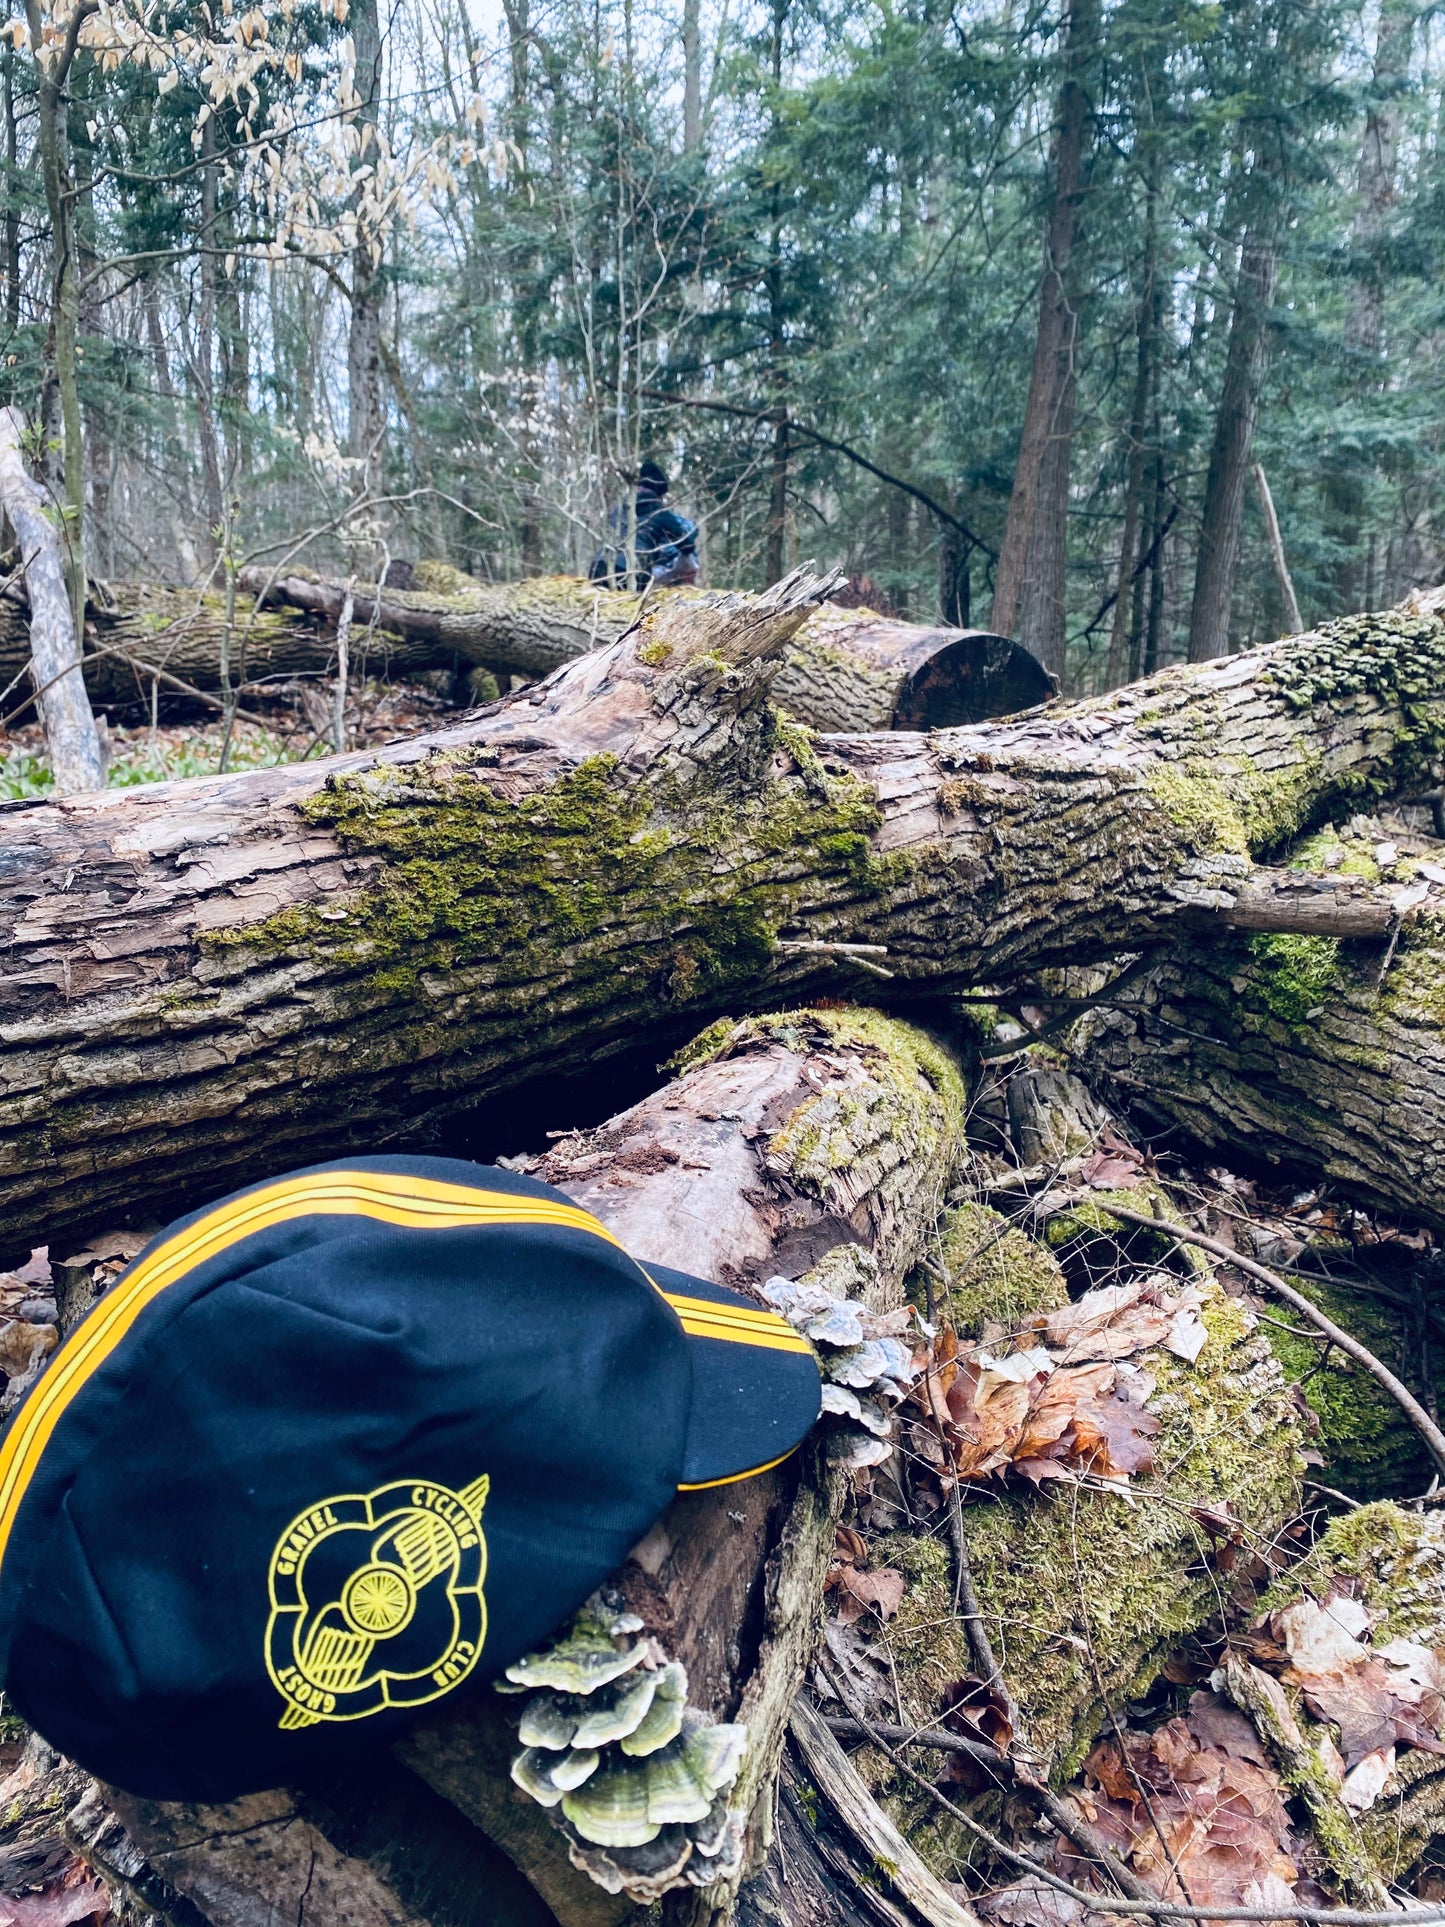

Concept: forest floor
[[0, 675, 458, 798]]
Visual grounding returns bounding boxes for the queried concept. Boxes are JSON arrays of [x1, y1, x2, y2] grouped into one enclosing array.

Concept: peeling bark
[[1, 582, 1444, 1258]]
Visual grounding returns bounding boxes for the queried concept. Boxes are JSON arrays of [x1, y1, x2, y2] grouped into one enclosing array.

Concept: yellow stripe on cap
[[660, 1294, 814, 1357], [0, 1172, 628, 1575]]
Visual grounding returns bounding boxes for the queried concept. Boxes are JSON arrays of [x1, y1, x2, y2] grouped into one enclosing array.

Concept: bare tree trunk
[[347, 0, 386, 503], [1326, 0, 1415, 611], [25, 0, 87, 625], [1106, 160, 1159, 690], [0, 405, 103, 791], [2, 48, 19, 334], [988, 0, 1098, 677], [194, 119, 225, 554], [1186, 217, 1279, 662], [144, 283, 204, 584], [1252, 460, 1302, 634], [764, 0, 789, 587], [1345, 0, 1414, 361], [682, 0, 702, 151], [1, 569, 1439, 1258]]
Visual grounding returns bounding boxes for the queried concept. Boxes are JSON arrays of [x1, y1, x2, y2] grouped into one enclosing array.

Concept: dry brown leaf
[[1267, 1593, 1445, 1782], [0, 1322, 56, 1379], [1065, 1694, 1299, 1910], [938, 1674, 1014, 1755], [0, 1862, 111, 1927], [834, 1564, 905, 1624]]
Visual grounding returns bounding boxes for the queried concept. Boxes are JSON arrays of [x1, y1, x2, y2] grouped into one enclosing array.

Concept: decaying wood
[[787, 1698, 982, 1927], [105, 1004, 966, 1927], [3, 577, 1444, 1261], [1074, 914, 1445, 1235], [770, 608, 1051, 731], [0, 407, 104, 793]]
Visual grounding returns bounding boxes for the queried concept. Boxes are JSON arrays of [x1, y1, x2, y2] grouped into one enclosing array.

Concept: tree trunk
[[682, 0, 702, 151], [92, 1005, 966, 1927], [1344, 0, 1414, 363], [1073, 907, 1445, 1235], [347, 0, 386, 500], [1252, 461, 1303, 635], [1326, 0, 1414, 612], [0, 406, 104, 792], [194, 118, 225, 557], [1105, 158, 1159, 691], [988, 0, 1098, 677], [1186, 216, 1280, 662], [1, 568, 1441, 1260], [25, 0, 86, 625]]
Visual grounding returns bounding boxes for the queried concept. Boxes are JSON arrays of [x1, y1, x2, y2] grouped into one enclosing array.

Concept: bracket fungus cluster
[[762, 1273, 919, 1467], [500, 1601, 749, 1902]]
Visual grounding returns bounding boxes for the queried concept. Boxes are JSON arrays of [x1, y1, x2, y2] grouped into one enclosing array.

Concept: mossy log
[[91, 1005, 966, 1927], [3, 567, 1053, 736], [1074, 907, 1445, 1235], [2, 580, 1444, 1258]]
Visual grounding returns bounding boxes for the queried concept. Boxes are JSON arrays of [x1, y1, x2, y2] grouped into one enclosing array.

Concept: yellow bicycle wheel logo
[[265, 1473, 489, 1729]]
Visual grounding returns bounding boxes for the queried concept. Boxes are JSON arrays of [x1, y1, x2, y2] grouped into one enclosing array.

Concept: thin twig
[[1084, 1202, 1445, 1478]]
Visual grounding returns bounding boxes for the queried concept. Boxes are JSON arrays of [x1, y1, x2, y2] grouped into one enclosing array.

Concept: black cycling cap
[[0, 1155, 820, 1800]]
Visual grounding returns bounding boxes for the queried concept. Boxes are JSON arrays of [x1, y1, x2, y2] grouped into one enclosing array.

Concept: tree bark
[[1186, 216, 1280, 662], [2, 570, 1442, 1259], [1105, 156, 1159, 691], [96, 1005, 965, 1927], [347, 0, 386, 500], [0, 406, 104, 792], [988, 0, 1098, 678], [1073, 907, 1445, 1235], [24, 0, 89, 626]]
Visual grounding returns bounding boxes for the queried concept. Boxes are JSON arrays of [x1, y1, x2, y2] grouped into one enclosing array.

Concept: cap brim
[[639, 1263, 822, 1490]]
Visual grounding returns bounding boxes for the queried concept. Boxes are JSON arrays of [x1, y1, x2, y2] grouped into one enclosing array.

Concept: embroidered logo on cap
[[265, 1474, 489, 1728]]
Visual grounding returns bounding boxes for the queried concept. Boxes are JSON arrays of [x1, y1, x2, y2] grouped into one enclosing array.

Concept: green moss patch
[[1260, 1278, 1435, 1499], [926, 1201, 1068, 1336], [202, 733, 889, 1032], [1246, 932, 1341, 1029]]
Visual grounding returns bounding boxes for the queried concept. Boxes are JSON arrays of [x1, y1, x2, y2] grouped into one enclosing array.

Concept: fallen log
[[1072, 907, 1445, 1235], [0, 567, 1053, 735], [770, 605, 1051, 730], [85, 1004, 966, 1927], [2, 579, 1444, 1260]]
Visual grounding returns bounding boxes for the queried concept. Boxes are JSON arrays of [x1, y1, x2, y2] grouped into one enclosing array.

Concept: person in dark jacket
[[590, 462, 700, 588]]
